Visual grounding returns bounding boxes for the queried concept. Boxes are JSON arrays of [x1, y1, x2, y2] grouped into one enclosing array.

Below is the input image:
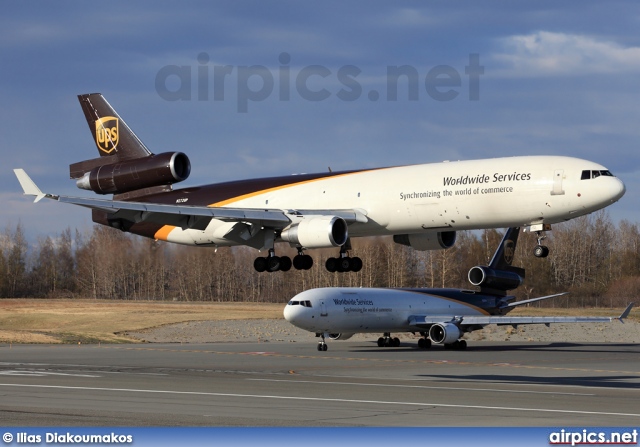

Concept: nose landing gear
[[317, 333, 328, 351], [533, 231, 549, 258]]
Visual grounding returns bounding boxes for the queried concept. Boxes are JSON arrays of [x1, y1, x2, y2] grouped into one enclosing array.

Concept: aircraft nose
[[283, 303, 303, 327], [609, 177, 626, 203], [615, 178, 626, 201]]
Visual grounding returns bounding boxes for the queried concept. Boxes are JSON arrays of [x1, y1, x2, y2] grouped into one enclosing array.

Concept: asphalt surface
[[0, 340, 639, 426]]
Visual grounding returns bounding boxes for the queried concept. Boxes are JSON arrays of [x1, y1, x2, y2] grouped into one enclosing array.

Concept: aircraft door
[[320, 300, 328, 317], [551, 169, 565, 196]]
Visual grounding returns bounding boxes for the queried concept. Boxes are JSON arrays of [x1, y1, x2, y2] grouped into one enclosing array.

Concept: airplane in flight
[[284, 227, 634, 351], [14, 93, 625, 273]]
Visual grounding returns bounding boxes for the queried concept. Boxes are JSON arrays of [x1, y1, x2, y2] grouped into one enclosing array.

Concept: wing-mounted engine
[[428, 323, 461, 344], [393, 231, 456, 251], [74, 152, 191, 195], [280, 215, 348, 248]]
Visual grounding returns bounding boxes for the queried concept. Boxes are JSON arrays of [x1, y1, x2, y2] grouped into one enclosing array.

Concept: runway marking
[[0, 371, 100, 378], [0, 383, 637, 418], [247, 378, 595, 396], [0, 364, 168, 377]]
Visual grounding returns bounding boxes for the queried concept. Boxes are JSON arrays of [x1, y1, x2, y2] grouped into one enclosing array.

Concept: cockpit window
[[581, 170, 614, 180], [286, 300, 313, 307]]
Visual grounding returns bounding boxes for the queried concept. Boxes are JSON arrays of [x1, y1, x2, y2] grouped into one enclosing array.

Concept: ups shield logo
[[503, 240, 515, 265], [95, 116, 119, 154]]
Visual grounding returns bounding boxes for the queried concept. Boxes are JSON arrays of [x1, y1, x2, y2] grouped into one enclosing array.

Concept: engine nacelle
[[76, 151, 191, 194], [468, 266, 523, 291], [328, 333, 355, 340], [428, 323, 461, 345], [280, 216, 348, 248], [393, 231, 456, 251]]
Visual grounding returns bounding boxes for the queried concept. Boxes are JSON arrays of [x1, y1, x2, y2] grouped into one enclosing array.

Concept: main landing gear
[[325, 241, 363, 273], [254, 249, 313, 272], [417, 336, 431, 349], [253, 249, 291, 272], [377, 333, 401, 347], [253, 243, 363, 273], [293, 248, 314, 270], [410, 333, 468, 350], [444, 340, 467, 350]]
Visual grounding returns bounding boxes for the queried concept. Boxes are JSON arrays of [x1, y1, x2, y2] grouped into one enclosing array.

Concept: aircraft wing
[[14, 169, 368, 231], [409, 303, 634, 328]]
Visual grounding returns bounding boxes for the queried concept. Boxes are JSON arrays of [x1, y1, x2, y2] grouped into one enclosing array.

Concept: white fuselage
[[284, 287, 490, 335], [160, 155, 625, 246]]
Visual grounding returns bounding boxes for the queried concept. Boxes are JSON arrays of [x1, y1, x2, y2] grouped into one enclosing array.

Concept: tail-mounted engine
[[468, 266, 524, 291], [75, 152, 191, 195], [467, 227, 525, 294]]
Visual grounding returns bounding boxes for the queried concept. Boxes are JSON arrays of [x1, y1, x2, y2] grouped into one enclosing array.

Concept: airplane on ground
[[283, 227, 634, 351], [14, 93, 625, 273]]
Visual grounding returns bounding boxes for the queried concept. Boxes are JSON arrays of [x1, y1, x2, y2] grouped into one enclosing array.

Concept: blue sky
[[2, 1, 640, 240]]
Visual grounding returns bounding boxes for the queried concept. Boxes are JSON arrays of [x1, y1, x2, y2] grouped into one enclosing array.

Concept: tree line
[[0, 210, 638, 307]]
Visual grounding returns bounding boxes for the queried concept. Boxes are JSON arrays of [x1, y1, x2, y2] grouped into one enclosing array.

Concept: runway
[[0, 340, 639, 426]]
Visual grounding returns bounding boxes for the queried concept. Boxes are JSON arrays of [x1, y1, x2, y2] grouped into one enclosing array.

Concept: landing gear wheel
[[350, 257, 363, 272], [303, 255, 313, 270], [293, 254, 313, 270], [279, 256, 292, 272], [254, 257, 267, 272], [392, 337, 400, 347], [418, 338, 431, 349], [446, 340, 467, 350], [377, 337, 385, 347], [266, 256, 281, 272], [326, 256, 364, 273], [533, 245, 549, 258], [325, 257, 338, 273], [338, 257, 351, 272]]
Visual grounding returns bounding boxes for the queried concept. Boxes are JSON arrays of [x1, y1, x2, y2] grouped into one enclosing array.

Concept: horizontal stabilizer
[[13, 169, 49, 203], [501, 292, 569, 309]]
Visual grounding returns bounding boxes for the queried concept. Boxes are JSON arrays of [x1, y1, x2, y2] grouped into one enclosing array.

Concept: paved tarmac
[[0, 340, 638, 426]]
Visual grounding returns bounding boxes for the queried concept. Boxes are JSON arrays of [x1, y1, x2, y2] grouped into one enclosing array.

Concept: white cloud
[[493, 31, 640, 76]]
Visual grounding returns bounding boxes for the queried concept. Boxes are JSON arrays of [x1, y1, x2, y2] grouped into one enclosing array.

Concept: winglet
[[13, 169, 46, 203], [617, 302, 634, 323]]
